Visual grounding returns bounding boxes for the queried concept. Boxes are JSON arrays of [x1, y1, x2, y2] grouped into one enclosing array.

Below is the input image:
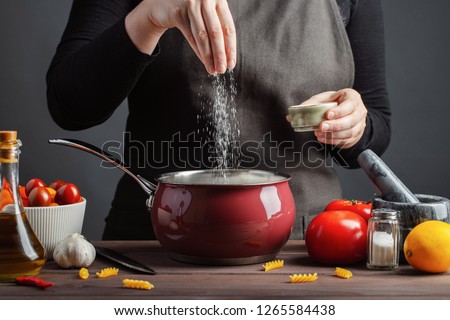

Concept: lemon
[[403, 220, 450, 273]]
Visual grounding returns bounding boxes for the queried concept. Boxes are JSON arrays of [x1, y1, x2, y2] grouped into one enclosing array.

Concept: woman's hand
[[125, 0, 236, 74], [302, 89, 368, 149]]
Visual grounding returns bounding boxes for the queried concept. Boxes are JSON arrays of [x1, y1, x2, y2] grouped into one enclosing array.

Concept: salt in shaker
[[367, 208, 400, 270]]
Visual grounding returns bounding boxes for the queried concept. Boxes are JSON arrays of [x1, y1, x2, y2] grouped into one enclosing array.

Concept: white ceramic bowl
[[25, 198, 87, 257]]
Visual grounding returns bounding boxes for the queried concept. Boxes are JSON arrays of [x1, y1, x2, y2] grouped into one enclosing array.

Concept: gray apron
[[104, 0, 355, 240]]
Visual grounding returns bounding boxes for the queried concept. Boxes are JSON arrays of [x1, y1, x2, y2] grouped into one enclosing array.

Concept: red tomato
[[25, 178, 46, 196], [28, 186, 52, 207], [48, 180, 66, 191], [305, 210, 368, 265], [55, 183, 81, 205], [325, 199, 372, 222]]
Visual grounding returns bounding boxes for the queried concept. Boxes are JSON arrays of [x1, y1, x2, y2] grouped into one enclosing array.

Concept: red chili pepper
[[16, 276, 54, 288]]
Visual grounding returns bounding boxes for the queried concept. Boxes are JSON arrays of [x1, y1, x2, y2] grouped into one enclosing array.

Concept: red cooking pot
[[49, 139, 296, 265]]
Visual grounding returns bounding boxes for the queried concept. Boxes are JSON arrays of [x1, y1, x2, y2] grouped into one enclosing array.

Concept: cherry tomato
[[325, 199, 372, 222], [305, 210, 367, 265], [25, 178, 46, 196], [28, 186, 52, 207], [48, 180, 66, 191], [55, 183, 81, 205]]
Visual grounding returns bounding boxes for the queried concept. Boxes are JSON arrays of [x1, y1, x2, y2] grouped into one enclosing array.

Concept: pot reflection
[[157, 187, 192, 227], [260, 186, 282, 219]]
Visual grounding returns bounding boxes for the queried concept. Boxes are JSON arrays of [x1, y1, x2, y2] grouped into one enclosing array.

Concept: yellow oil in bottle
[[0, 131, 47, 282], [0, 211, 47, 282]]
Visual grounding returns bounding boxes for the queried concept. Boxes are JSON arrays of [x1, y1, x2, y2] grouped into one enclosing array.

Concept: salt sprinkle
[[198, 70, 241, 172]]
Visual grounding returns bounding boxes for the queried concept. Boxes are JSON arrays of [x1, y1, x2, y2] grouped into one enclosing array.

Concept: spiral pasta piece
[[289, 273, 318, 283], [79, 267, 89, 280], [96, 267, 119, 278], [123, 279, 154, 290], [262, 259, 284, 272], [335, 267, 353, 279]]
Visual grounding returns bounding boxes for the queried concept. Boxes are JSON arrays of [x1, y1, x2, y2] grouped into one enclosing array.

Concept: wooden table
[[1, 240, 449, 300]]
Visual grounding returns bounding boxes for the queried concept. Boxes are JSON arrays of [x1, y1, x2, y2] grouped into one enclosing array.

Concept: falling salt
[[198, 70, 240, 172]]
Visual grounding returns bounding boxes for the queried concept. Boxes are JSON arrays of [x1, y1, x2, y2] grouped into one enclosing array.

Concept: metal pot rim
[[156, 169, 291, 186]]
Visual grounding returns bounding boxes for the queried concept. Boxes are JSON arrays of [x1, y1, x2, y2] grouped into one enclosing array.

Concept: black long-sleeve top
[[46, 0, 391, 169]]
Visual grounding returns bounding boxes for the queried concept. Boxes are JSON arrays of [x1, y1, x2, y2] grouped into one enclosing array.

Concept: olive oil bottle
[[0, 131, 46, 282]]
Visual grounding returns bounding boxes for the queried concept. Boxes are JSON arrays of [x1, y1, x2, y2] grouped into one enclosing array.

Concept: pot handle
[[48, 138, 157, 197]]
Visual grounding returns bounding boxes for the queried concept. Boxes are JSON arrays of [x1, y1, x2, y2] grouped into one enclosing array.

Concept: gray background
[[1, 0, 449, 240]]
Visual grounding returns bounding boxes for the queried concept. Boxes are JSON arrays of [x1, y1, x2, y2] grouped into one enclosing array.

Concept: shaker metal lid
[[371, 208, 399, 218]]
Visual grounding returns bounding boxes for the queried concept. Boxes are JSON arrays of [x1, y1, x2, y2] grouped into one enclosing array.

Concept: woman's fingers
[[178, 19, 204, 65], [185, 0, 236, 74], [315, 122, 364, 141], [201, 0, 227, 73], [187, 1, 215, 73], [310, 89, 368, 149], [217, 0, 236, 69], [132, 0, 236, 73], [315, 122, 365, 148], [320, 100, 359, 131]]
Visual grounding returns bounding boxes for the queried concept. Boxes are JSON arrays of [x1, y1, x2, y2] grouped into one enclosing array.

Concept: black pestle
[[357, 149, 420, 203]]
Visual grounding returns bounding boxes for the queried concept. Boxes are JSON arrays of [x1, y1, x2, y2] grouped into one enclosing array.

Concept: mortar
[[357, 149, 450, 261], [372, 194, 450, 260]]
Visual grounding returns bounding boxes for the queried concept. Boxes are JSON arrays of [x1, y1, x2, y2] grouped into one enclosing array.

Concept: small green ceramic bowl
[[288, 102, 337, 132]]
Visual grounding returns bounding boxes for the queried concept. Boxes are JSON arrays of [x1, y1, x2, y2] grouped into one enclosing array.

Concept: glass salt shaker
[[367, 208, 400, 270]]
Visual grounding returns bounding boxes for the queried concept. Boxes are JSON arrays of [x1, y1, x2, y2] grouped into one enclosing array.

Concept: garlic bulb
[[53, 233, 96, 268]]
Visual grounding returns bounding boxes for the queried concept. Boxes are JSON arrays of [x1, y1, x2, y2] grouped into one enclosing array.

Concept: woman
[[46, 0, 391, 239]]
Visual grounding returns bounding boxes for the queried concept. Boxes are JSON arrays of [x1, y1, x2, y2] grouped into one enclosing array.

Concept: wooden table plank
[[1, 241, 449, 299]]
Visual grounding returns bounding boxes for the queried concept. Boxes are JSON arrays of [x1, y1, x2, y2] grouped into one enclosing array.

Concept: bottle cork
[[0, 131, 19, 162], [0, 131, 17, 143]]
